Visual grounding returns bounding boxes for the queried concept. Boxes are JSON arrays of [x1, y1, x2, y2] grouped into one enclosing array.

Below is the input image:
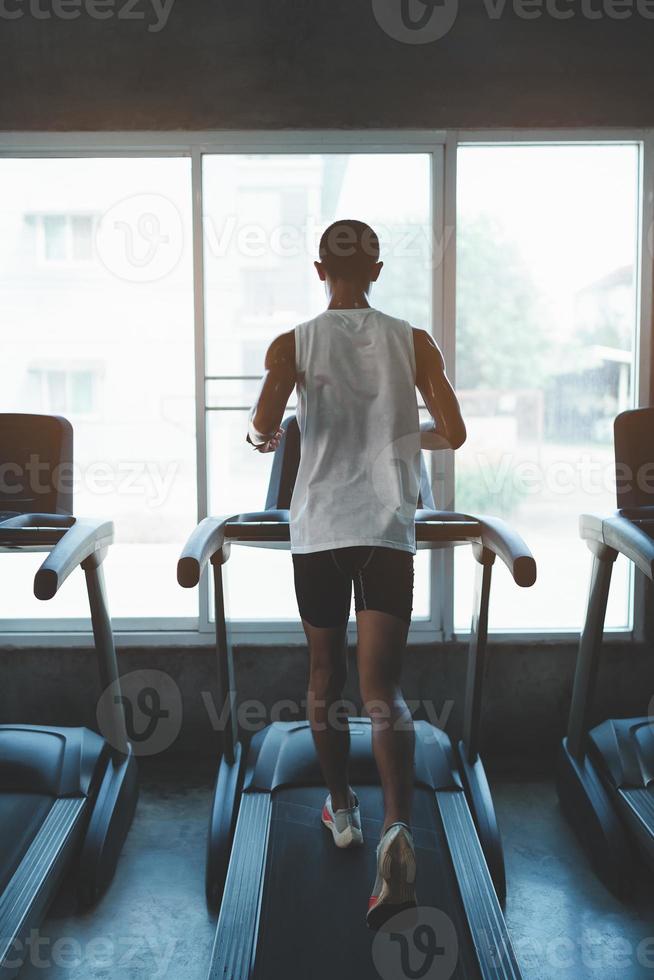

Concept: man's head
[[315, 219, 382, 287]]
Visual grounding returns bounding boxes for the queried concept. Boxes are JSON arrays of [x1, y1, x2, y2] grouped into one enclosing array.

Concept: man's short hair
[[318, 220, 380, 281]]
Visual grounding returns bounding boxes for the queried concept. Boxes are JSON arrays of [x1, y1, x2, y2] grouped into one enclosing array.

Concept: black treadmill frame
[[557, 407, 654, 894], [0, 414, 138, 978], [179, 504, 535, 978]]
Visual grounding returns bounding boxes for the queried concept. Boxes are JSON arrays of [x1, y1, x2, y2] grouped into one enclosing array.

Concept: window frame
[[0, 129, 651, 647]]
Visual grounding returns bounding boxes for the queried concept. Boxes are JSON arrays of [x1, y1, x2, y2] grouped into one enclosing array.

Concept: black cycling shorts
[[292, 546, 414, 629]]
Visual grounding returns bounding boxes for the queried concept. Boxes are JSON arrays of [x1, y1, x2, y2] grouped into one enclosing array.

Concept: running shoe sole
[[367, 828, 417, 930]]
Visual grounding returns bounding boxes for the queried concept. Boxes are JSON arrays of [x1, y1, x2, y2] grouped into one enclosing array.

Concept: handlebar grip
[[177, 517, 231, 588], [34, 518, 114, 600], [476, 515, 537, 587]]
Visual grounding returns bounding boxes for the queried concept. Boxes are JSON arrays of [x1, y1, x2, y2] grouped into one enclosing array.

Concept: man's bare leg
[[356, 610, 414, 831], [302, 619, 352, 811]]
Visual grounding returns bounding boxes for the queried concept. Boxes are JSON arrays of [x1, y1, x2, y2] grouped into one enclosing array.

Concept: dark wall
[[2, 640, 653, 766], [1, 0, 654, 131]]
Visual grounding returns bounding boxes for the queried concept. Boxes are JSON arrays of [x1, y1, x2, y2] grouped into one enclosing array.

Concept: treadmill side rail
[[0, 798, 87, 980], [437, 792, 522, 980], [618, 788, 654, 872], [456, 741, 506, 905], [208, 793, 272, 980]]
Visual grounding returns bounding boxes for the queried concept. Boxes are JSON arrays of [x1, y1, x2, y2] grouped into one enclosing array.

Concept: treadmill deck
[[210, 784, 522, 980]]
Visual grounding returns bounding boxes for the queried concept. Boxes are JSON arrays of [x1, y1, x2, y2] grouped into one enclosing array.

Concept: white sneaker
[[321, 791, 363, 848], [367, 822, 417, 930]]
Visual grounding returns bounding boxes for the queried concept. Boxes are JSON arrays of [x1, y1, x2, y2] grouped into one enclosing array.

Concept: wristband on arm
[[247, 417, 274, 447]]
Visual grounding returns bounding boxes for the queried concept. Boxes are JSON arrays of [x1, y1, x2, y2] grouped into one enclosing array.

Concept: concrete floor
[[496, 780, 654, 980], [18, 762, 654, 980]]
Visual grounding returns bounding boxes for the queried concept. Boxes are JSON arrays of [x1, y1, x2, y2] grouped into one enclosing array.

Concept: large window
[[0, 157, 196, 625], [454, 144, 640, 631], [0, 135, 650, 639]]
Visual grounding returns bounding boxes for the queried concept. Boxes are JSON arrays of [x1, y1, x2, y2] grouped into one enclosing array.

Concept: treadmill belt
[[253, 785, 483, 980]]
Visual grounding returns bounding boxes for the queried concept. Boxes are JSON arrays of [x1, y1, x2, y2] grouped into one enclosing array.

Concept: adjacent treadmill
[[0, 414, 138, 979], [557, 406, 654, 895], [178, 416, 537, 980]]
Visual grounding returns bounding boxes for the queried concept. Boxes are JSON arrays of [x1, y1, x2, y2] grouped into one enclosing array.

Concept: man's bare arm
[[413, 329, 466, 451], [247, 331, 296, 453]]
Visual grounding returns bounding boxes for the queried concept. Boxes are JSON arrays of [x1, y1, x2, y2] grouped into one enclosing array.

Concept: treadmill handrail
[[176, 511, 477, 588], [178, 509, 537, 588], [0, 513, 75, 530], [417, 509, 536, 585], [177, 511, 293, 587], [177, 515, 233, 588], [33, 517, 114, 600], [0, 513, 76, 550], [474, 514, 537, 588], [581, 511, 654, 581]]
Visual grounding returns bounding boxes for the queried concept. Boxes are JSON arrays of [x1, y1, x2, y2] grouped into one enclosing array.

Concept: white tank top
[[290, 308, 421, 554]]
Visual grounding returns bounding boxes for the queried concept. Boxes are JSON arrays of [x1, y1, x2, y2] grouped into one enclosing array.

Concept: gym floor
[[19, 760, 654, 980]]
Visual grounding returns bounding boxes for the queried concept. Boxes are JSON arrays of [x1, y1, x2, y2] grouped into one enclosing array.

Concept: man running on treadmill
[[247, 219, 466, 929]]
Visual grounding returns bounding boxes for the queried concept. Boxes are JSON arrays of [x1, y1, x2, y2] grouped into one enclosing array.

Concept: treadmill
[[178, 416, 536, 979], [557, 406, 654, 895], [0, 414, 138, 979]]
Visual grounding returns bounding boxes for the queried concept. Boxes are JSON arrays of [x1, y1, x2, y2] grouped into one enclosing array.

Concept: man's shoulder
[[272, 328, 295, 346], [266, 329, 296, 368]]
